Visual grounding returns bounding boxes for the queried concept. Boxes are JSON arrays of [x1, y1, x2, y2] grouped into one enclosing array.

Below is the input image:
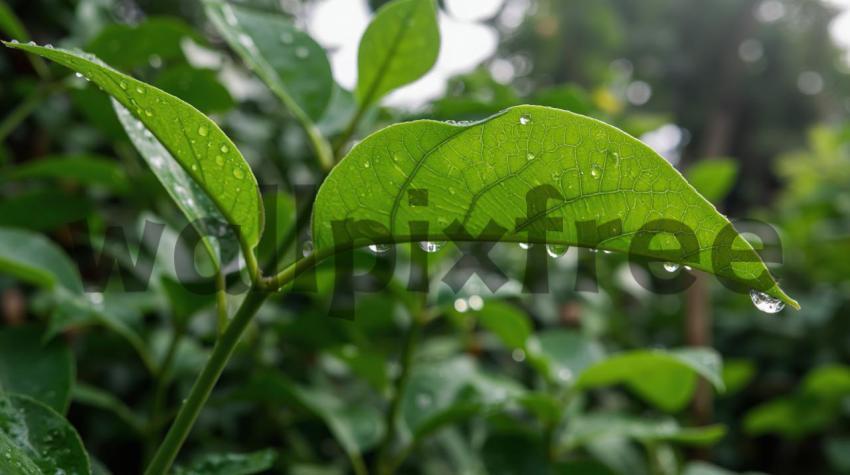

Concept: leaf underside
[[313, 105, 797, 308], [5, 42, 264, 253]]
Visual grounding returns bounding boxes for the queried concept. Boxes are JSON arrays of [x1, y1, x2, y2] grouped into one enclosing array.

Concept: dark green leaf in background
[[0, 326, 74, 414]]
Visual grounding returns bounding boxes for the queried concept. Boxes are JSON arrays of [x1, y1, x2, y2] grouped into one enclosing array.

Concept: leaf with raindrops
[[4, 42, 264, 257], [203, 0, 333, 121], [0, 393, 91, 475], [312, 105, 798, 310]]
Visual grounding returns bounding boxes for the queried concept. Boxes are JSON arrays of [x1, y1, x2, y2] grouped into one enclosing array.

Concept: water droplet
[[558, 367, 573, 381], [526, 152, 536, 161], [602, 250, 612, 254], [683, 265, 692, 271], [135, 86, 145, 94], [519, 114, 531, 125], [215, 155, 225, 166], [119, 81, 127, 90], [197, 126, 209, 137], [590, 165, 602, 179], [220, 144, 229, 153], [302, 240, 314, 257], [144, 109, 153, 117], [363, 161, 370, 168], [416, 393, 432, 409], [295, 46, 309, 59], [279, 32, 294, 44], [368, 243, 391, 255], [232, 168, 245, 179], [191, 164, 198, 171], [546, 244, 568, 258], [419, 241, 443, 253], [454, 298, 469, 313], [512, 348, 526, 362], [663, 262, 680, 272], [468, 295, 484, 311], [518, 242, 532, 250], [750, 290, 785, 314]]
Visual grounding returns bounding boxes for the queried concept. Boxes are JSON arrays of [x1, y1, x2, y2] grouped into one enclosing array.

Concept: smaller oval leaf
[[356, 0, 440, 106], [0, 394, 91, 475], [4, 42, 264, 253]]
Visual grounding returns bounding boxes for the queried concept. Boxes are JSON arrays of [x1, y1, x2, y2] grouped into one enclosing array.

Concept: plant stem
[[332, 103, 368, 158], [144, 286, 269, 475], [376, 312, 424, 475]]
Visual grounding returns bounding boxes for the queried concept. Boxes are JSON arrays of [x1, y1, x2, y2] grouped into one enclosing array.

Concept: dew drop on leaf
[[197, 126, 209, 137], [302, 240, 314, 257], [232, 168, 245, 179], [468, 295, 484, 310], [518, 242, 532, 250], [750, 289, 785, 314], [135, 86, 145, 94], [546, 244, 568, 258], [215, 155, 225, 166], [119, 81, 127, 90], [220, 144, 229, 153], [663, 262, 680, 272], [590, 165, 602, 179], [453, 298, 468, 312], [279, 32, 294, 44], [519, 114, 531, 125], [367, 243, 391, 255], [419, 241, 443, 253], [295, 46, 309, 59], [526, 152, 536, 161]]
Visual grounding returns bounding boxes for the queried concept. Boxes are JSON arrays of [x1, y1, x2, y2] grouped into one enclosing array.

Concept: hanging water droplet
[[367, 243, 391, 255], [749, 290, 785, 314], [590, 165, 602, 179], [526, 152, 536, 161], [518, 242, 532, 250], [419, 241, 443, 253], [519, 114, 531, 125], [197, 125, 209, 137], [232, 168, 245, 179], [295, 46, 309, 59], [546, 244, 568, 258], [663, 262, 680, 272], [302, 240, 314, 257], [279, 32, 294, 44]]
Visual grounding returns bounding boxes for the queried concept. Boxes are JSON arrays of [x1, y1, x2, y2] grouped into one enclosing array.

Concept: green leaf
[[312, 105, 797, 309], [527, 329, 605, 385], [574, 348, 724, 412], [0, 326, 74, 414], [72, 383, 144, 434], [0, 190, 92, 232], [86, 17, 200, 70], [0, 227, 83, 294], [0, 1, 27, 42], [0, 394, 91, 475], [562, 413, 726, 449], [153, 65, 234, 114], [4, 42, 264, 255], [172, 449, 277, 475], [1, 155, 129, 194], [474, 301, 532, 350], [292, 386, 384, 456], [355, 0, 440, 106], [204, 0, 333, 121], [112, 101, 240, 269], [720, 359, 755, 395], [686, 158, 739, 204]]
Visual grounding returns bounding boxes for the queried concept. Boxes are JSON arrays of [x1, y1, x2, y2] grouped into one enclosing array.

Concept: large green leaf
[[204, 0, 333, 121], [4, 42, 264, 254], [0, 227, 83, 294], [355, 0, 440, 106], [574, 348, 724, 412], [0, 326, 74, 414], [312, 105, 797, 309], [0, 394, 91, 475], [562, 412, 726, 449]]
